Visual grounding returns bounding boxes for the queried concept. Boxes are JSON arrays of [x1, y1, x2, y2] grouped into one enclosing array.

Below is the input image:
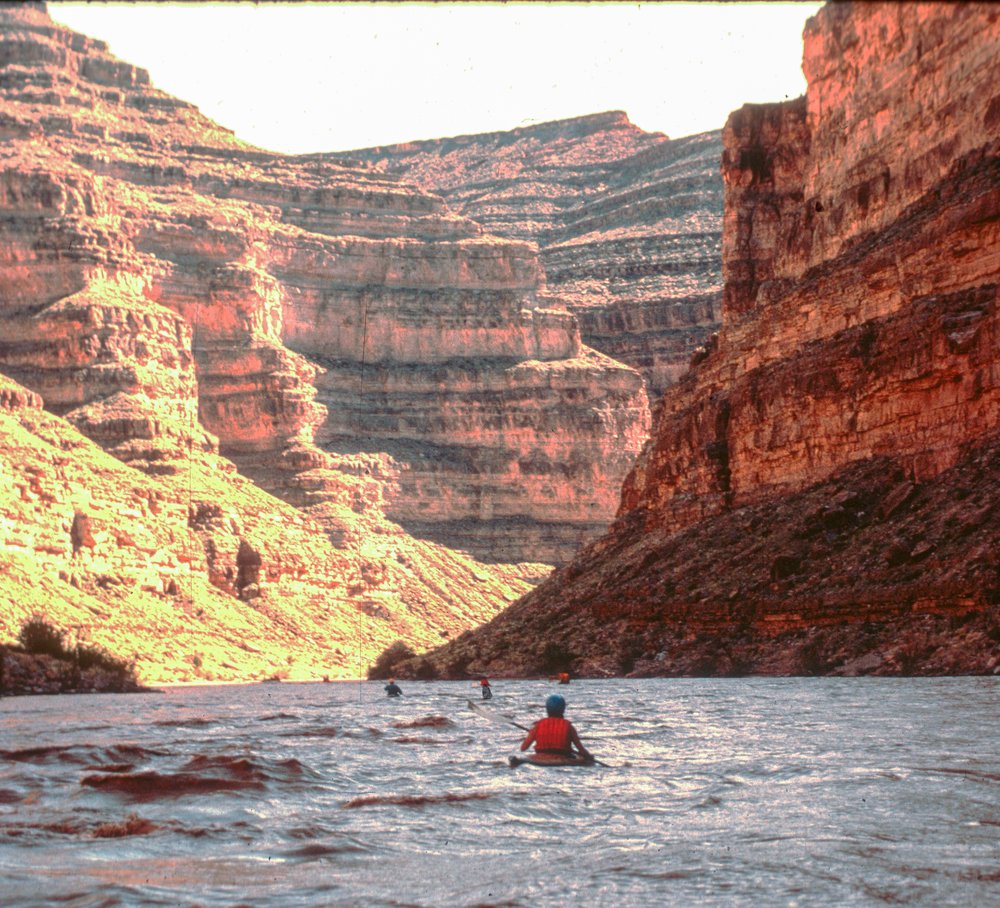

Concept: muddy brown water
[[1, 678, 998, 906]]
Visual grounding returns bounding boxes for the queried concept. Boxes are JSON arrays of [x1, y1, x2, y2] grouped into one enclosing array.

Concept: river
[[1, 678, 997, 906]]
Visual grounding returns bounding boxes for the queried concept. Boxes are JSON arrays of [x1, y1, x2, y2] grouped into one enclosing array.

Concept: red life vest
[[533, 717, 571, 753]]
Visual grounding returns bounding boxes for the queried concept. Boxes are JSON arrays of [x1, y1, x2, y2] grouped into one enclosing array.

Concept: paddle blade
[[467, 699, 529, 732]]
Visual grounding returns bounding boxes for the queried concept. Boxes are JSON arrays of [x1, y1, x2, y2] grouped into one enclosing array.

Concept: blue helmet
[[545, 694, 566, 717]]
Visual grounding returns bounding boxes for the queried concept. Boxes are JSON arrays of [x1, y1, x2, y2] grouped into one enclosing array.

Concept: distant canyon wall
[[0, 2, 650, 570], [331, 114, 724, 398]]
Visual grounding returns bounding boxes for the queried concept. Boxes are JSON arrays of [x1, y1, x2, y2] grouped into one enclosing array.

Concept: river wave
[[1, 678, 997, 906]]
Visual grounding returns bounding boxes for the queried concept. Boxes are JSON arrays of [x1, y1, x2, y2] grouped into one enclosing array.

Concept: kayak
[[508, 753, 595, 768]]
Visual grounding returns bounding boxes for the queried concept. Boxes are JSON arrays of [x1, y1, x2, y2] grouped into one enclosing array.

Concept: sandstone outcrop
[[0, 0, 650, 602], [622, 1, 1000, 529], [396, 1, 1000, 678], [332, 113, 723, 397]]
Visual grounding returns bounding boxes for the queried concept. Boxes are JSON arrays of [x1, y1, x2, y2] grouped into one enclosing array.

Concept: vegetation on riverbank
[[0, 615, 146, 696], [367, 641, 437, 681]]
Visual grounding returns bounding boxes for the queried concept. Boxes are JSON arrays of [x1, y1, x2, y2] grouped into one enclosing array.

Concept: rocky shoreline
[[379, 610, 1000, 682], [0, 646, 152, 697], [382, 434, 1000, 680]]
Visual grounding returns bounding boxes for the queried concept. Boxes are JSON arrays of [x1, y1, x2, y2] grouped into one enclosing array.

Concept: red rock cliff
[[332, 113, 723, 398], [0, 3, 650, 570], [622, 1, 999, 526], [401, 1, 1000, 680]]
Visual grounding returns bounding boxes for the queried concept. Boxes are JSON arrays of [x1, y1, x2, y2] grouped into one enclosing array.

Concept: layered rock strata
[[0, 2, 650, 577], [332, 113, 724, 397], [622, 1, 1000, 528], [396, 1, 1000, 678]]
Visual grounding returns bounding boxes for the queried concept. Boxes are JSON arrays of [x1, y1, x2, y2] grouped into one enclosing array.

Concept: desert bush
[[367, 640, 417, 679], [413, 658, 438, 681], [17, 615, 70, 659], [538, 641, 575, 674], [797, 636, 835, 675], [77, 643, 131, 675], [616, 632, 648, 674], [13, 615, 139, 689]]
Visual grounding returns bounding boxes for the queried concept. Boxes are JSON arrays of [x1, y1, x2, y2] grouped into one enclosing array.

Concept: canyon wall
[[0, 2, 650, 583], [622, 0, 1000, 527], [331, 114, 723, 398], [0, 2, 652, 680], [399, 1, 1000, 679]]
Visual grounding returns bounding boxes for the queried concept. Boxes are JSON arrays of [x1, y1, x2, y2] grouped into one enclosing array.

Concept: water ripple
[[0, 678, 996, 906]]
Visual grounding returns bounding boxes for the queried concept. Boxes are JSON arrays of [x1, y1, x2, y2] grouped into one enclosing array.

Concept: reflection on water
[[1, 679, 998, 906]]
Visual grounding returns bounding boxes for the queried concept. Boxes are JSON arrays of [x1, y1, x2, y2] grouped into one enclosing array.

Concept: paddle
[[466, 700, 611, 767], [467, 698, 529, 731]]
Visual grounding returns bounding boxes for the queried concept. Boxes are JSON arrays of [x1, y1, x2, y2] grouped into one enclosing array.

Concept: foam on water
[[1, 678, 997, 906]]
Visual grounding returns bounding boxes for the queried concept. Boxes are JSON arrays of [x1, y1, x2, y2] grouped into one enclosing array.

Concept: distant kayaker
[[479, 677, 492, 700], [557, 672, 570, 685], [520, 694, 591, 761], [384, 678, 403, 698]]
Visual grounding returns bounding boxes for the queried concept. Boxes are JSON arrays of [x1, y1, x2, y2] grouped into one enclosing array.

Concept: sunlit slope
[[0, 376, 539, 684]]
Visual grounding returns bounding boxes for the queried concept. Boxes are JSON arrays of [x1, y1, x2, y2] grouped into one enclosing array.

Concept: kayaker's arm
[[520, 722, 538, 752], [568, 722, 591, 759]]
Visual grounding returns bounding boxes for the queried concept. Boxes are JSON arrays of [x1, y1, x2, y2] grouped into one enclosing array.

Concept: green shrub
[[15, 616, 137, 686], [17, 615, 70, 659], [413, 658, 438, 680], [538, 641, 575, 674]]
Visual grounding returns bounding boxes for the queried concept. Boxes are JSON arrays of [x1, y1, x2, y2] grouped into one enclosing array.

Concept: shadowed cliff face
[[332, 113, 724, 399], [0, 2, 651, 586], [401, 2, 1000, 679], [404, 435, 1000, 679]]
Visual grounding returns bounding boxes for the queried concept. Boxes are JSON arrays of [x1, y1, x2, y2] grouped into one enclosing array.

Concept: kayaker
[[520, 694, 591, 761], [384, 678, 403, 698], [479, 677, 492, 700]]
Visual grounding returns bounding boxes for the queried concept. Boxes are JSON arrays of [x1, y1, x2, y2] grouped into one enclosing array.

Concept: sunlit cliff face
[[0, 4, 654, 682], [332, 113, 725, 400], [1, 372, 546, 685]]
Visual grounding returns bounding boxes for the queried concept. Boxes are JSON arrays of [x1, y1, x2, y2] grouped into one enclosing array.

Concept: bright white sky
[[50, 2, 823, 155]]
